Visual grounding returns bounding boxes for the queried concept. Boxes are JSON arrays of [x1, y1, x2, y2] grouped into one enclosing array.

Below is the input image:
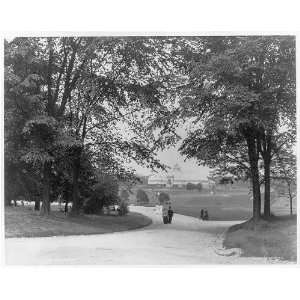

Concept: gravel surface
[[5, 206, 290, 265]]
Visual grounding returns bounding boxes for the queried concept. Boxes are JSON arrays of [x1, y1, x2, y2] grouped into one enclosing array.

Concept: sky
[[128, 140, 211, 180], [126, 115, 211, 180]]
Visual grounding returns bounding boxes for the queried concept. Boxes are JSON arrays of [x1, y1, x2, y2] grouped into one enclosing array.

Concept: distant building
[[147, 164, 205, 188], [208, 170, 238, 184]]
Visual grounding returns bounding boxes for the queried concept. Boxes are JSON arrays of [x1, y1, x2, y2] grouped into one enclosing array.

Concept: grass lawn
[[5, 206, 152, 238], [130, 185, 295, 221], [223, 215, 297, 261], [130, 186, 254, 220]]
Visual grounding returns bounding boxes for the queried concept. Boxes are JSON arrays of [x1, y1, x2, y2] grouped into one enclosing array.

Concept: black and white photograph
[[1, 2, 300, 300], [3, 34, 297, 265]]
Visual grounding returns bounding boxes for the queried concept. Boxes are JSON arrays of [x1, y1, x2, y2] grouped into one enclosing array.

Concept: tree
[[178, 36, 296, 221], [120, 189, 130, 202], [271, 146, 296, 215], [83, 174, 119, 214], [158, 192, 170, 204], [136, 189, 149, 204], [4, 37, 177, 216]]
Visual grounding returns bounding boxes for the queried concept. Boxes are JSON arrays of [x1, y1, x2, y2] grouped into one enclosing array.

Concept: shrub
[[186, 182, 203, 191], [186, 182, 194, 190], [118, 200, 129, 216], [120, 189, 130, 202], [136, 189, 149, 204], [83, 175, 119, 214], [158, 192, 170, 204], [197, 183, 203, 191]]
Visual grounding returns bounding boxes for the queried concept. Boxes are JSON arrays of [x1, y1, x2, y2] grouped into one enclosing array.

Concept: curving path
[[5, 206, 285, 265]]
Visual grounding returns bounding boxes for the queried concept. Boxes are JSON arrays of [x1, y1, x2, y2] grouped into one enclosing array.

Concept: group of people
[[162, 206, 174, 224], [200, 209, 209, 220], [160, 202, 210, 224]]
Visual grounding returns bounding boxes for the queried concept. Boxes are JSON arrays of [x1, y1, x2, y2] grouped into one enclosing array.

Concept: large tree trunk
[[64, 197, 69, 215], [34, 197, 40, 211], [263, 157, 271, 218], [287, 182, 293, 215], [40, 162, 51, 215], [71, 148, 82, 215], [246, 134, 261, 222]]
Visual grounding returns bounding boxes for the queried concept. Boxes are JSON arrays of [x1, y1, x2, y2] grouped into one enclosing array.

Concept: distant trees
[[271, 147, 296, 215], [136, 189, 149, 204], [158, 192, 170, 204], [120, 189, 130, 202], [83, 174, 119, 214], [186, 183, 203, 191]]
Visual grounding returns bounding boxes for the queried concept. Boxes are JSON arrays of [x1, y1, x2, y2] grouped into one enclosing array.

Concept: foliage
[[120, 189, 130, 202], [4, 36, 178, 215], [177, 36, 296, 221], [196, 183, 203, 191], [118, 201, 129, 216], [136, 189, 149, 204], [83, 174, 119, 214], [186, 182, 203, 191], [158, 192, 170, 204]]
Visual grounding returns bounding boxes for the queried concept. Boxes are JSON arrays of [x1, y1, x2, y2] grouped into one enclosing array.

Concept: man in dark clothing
[[203, 210, 209, 220], [200, 209, 204, 220], [168, 206, 174, 224]]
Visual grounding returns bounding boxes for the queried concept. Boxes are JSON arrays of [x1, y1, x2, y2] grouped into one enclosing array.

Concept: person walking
[[162, 206, 169, 224], [168, 206, 174, 224], [203, 210, 209, 220], [200, 209, 204, 220]]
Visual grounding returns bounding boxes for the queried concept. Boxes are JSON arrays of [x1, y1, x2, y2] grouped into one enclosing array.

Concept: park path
[[5, 206, 283, 265]]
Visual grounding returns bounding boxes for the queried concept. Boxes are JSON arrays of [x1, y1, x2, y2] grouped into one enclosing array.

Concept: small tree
[[120, 189, 130, 202], [271, 148, 296, 215], [158, 192, 170, 204], [83, 174, 119, 214], [136, 189, 149, 204], [118, 201, 129, 216], [197, 183, 203, 192]]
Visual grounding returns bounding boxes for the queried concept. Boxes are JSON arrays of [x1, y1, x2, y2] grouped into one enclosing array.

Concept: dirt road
[[5, 206, 285, 265]]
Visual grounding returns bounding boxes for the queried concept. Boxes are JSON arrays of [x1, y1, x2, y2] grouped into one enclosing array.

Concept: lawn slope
[[5, 206, 152, 238], [223, 215, 297, 261]]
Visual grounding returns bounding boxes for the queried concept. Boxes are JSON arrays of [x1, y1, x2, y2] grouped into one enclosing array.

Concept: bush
[[158, 192, 170, 204], [196, 183, 203, 191], [136, 189, 149, 204], [118, 200, 129, 216], [83, 175, 119, 214], [186, 182, 195, 190], [186, 182, 203, 191], [120, 189, 130, 202]]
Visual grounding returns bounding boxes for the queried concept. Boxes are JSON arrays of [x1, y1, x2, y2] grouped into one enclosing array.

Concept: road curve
[[5, 206, 284, 265]]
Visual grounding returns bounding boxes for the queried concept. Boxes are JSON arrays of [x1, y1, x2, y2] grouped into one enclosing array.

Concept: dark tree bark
[[287, 182, 293, 215], [263, 156, 271, 218], [64, 198, 69, 215], [259, 131, 272, 218], [245, 133, 261, 222], [34, 197, 40, 211], [40, 162, 51, 215], [70, 148, 82, 215]]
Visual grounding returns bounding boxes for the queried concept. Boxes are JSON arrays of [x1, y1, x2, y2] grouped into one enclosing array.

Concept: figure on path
[[162, 206, 169, 224], [203, 210, 209, 220], [200, 209, 204, 220], [168, 206, 174, 224]]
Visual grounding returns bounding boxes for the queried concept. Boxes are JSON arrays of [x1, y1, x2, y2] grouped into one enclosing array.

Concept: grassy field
[[130, 185, 296, 221], [223, 215, 297, 261], [5, 205, 152, 238]]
